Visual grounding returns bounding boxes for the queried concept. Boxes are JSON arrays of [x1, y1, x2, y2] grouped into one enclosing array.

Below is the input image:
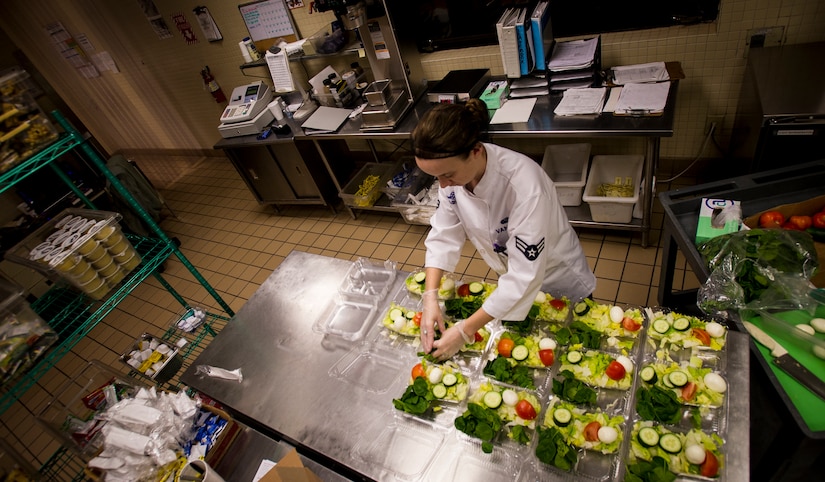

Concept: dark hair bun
[[465, 98, 489, 124]]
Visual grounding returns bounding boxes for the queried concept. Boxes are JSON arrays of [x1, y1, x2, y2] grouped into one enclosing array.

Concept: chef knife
[[743, 321, 825, 401]]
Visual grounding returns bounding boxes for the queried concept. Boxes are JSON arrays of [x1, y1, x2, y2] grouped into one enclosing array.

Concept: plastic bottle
[[350, 61, 364, 76], [239, 41, 253, 63], [322, 79, 337, 107], [243, 37, 262, 61]]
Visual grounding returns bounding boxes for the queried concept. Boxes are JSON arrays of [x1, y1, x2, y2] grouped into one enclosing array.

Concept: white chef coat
[[424, 143, 596, 321]]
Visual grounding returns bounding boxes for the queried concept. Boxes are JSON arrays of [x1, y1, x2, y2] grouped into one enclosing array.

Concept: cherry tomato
[[605, 360, 626, 381], [549, 299, 566, 310], [621, 316, 642, 332], [412, 312, 422, 327], [474, 331, 484, 342], [681, 381, 697, 401], [538, 349, 554, 367], [457, 284, 471, 297], [497, 338, 515, 358], [788, 215, 813, 231], [700, 449, 719, 477], [515, 399, 537, 420], [584, 421, 601, 441], [411, 363, 426, 380], [759, 210, 785, 228], [814, 212, 825, 229], [693, 328, 711, 346]]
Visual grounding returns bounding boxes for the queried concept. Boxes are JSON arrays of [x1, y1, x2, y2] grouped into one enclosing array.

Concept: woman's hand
[[420, 289, 445, 353], [430, 323, 467, 360]]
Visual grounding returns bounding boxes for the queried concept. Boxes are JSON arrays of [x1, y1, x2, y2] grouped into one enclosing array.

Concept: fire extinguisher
[[200, 66, 226, 103]]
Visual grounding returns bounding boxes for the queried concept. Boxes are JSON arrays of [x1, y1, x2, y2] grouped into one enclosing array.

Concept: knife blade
[[743, 321, 825, 401]]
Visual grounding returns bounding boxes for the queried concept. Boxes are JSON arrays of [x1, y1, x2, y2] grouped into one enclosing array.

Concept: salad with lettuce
[[543, 399, 625, 454], [404, 270, 456, 299], [382, 302, 422, 337], [629, 421, 724, 478], [467, 381, 541, 444], [533, 291, 571, 325], [572, 299, 646, 338], [639, 362, 727, 408], [492, 331, 557, 369], [646, 310, 727, 351], [559, 349, 634, 390], [393, 360, 469, 415]]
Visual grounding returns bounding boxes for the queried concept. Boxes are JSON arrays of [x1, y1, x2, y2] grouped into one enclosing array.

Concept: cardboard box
[[743, 194, 825, 288], [259, 449, 322, 482], [696, 198, 742, 245]]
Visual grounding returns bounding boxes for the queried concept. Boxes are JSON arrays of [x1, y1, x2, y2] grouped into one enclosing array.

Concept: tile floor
[[0, 152, 702, 478]]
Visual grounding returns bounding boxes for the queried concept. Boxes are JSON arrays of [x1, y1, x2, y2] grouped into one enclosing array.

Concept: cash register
[[217, 81, 275, 138]]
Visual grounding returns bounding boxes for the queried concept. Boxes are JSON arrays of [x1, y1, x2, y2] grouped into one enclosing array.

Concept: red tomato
[[700, 450, 719, 477], [621, 316, 642, 332], [814, 212, 825, 229], [457, 284, 471, 297], [584, 421, 601, 441], [759, 210, 785, 228], [411, 363, 426, 380], [605, 360, 626, 381], [681, 381, 697, 401], [515, 400, 537, 420], [788, 215, 813, 231], [412, 312, 422, 327], [497, 338, 515, 358], [538, 349, 554, 367], [549, 299, 566, 310], [474, 332, 484, 342], [693, 328, 711, 346]]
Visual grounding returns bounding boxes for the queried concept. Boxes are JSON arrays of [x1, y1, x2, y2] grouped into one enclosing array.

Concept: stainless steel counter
[[182, 251, 749, 481]]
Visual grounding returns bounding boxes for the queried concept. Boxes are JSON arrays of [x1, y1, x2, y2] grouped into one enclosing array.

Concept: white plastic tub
[[541, 143, 591, 206], [582, 155, 644, 223]]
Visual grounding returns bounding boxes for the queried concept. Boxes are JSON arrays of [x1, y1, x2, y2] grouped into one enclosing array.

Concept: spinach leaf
[[535, 426, 578, 471], [445, 296, 484, 319], [626, 456, 677, 482], [635, 385, 682, 424], [510, 425, 531, 445], [454, 403, 503, 453], [552, 369, 597, 405], [502, 305, 540, 334], [483, 356, 536, 389], [555, 320, 602, 349], [392, 377, 434, 414]]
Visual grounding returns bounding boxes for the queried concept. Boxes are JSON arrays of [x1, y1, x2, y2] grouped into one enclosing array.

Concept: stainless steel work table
[[181, 250, 749, 481]]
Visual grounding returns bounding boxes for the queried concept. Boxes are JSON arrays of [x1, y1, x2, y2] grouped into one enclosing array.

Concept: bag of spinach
[[697, 228, 818, 316]]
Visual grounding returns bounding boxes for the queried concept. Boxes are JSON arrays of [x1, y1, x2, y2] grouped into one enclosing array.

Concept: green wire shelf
[[38, 446, 87, 482], [0, 133, 79, 195], [0, 234, 174, 414]]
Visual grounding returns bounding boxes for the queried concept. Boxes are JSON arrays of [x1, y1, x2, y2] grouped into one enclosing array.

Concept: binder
[[515, 8, 534, 76], [530, 1, 552, 71], [497, 8, 520, 79]]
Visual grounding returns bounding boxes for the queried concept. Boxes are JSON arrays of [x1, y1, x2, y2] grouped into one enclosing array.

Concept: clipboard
[[612, 81, 671, 117], [238, 0, 299, 53]]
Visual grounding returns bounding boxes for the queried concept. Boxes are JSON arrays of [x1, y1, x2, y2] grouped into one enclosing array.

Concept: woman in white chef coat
[[413, 99, 596, 360]]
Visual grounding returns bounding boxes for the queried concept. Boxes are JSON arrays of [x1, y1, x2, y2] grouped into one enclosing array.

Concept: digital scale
[[218, 81, 275, 138]]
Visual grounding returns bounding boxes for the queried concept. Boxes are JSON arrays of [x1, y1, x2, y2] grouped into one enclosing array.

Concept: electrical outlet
[[705, 114, 724, 135]]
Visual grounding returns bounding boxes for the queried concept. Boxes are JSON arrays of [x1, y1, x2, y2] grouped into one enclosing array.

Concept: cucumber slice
[[573, 302, 590, 316], [389, 308, 403, 320], [566, 350, 583, 364], [432, 384, 447, 398], [637, 427, 660, 447], [552, 407, 572, 427], [483, 391, 503, 409], [405, 310, 416, 319], [469, 282, 484, 295], [672, 317, 690, 331], [512, 345, 529, 361], [658, 433, 682, 454], [640, 366, 658, 384], [413, 272, 426, 284], [662, 374, 675, 388], [667, 370, 689, 387], [442, 373, 458, 387], [652, 319, 671, 334]]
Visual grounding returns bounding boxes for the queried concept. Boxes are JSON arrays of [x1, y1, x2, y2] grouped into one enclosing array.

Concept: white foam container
[[541, 143, 591, 206], [582, 155, 644, 223]]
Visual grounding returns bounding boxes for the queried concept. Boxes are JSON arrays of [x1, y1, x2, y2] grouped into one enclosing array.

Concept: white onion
[[616, 355, 633, 373], [534, 291, 547, 304], [428, 367, 443, 385], [597, 426, 618, 443]]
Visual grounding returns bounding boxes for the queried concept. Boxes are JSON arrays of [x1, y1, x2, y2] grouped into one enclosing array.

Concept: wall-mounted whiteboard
[[239, 0, 299, 51]]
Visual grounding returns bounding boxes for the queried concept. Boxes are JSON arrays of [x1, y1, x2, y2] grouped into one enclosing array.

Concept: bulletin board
[[238, 0, 299, 52]]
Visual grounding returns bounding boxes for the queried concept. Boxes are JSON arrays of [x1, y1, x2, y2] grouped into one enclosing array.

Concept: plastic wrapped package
[[0, 277, 57, 385], [0, 69, 59, 173]]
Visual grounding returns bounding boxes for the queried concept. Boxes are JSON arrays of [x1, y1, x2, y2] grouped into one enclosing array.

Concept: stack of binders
[[496, 2, 552, 80], [546, 36, 601, 92]]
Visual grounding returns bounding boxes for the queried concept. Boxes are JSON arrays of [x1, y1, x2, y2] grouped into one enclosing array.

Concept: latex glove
[[431, 320, 471, 361], [420, 289, 444, 353]]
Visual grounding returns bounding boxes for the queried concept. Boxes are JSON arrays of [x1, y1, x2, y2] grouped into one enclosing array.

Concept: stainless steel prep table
[[181, 250, 749, 481]]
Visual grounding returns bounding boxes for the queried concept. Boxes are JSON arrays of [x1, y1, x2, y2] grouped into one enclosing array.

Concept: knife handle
[[774, 355, 825, 401]]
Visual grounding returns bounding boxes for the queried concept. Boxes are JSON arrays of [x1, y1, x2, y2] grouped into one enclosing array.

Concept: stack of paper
[[554, 88, 607, 116], [610, 62, 670, 85], [613, 82, 670, 115], [508, 76, 547, 98], [547, 37, 599, 71]]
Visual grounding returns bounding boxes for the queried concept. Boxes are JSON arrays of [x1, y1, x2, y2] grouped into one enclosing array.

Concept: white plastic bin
[[541, 143, 591, 206], [582, 155, 644, 223]]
